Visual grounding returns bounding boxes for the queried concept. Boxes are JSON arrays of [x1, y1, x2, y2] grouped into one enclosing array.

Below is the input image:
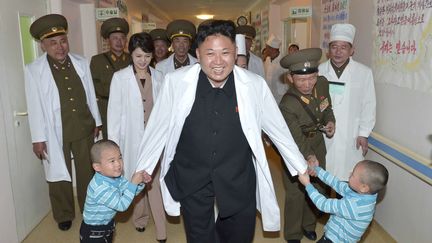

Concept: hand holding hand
[[142, 171, 152, 184], [131, 170, 145, 185], [298, 172, 310, 186], [356, 136, 368, 156]]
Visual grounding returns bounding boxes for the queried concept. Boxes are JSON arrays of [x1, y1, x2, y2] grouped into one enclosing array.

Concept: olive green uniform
[[48, 55, 96, 222], [90, 51, 131, 138], [279, 76, 335, 240]]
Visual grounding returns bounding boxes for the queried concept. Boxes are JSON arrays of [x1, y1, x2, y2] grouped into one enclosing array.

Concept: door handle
[[14, 111, 28, 116]]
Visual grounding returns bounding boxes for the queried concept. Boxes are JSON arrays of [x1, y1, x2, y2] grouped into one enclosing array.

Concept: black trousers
[[180, 182, 256, 243], [79, 220, 115, 243]]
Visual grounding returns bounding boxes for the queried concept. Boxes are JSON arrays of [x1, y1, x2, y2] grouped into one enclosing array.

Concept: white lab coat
[[248, 52, 265, 78], [107, 65, 163, 180], [135, 64, 307, 231], [24, 53, 101, 182], [155, 53, 198, 77], [319, 58, 376, 180], [264, 55, 289, 104]]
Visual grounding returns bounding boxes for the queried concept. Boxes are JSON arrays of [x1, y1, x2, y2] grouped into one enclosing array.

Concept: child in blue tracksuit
[[80, 140, 151, 243], [298, 160, 389, 243]]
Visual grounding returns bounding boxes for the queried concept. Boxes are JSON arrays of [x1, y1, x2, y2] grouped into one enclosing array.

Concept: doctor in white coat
[[319, 23, 376, 181], [24, 14, 101, 231], [107, 32, 166, 242], [156, 19, 198, 76], [135, 20, 307, 243]]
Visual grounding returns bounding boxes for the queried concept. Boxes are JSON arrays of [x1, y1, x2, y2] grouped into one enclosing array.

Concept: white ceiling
[[143, 0, 261, 23], [69, 0, 264, 25]]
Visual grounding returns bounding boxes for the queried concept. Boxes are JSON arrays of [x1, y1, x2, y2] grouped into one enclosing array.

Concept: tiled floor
[[23, 146, 395, 243]]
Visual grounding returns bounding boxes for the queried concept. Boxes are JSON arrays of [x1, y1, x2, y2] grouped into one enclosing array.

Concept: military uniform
[[149, 28, 171, 68], [26, 14, 101, 230], [156, 20, 198, 76], [279, 48, 335, 241], [90, 18, 131, 138]]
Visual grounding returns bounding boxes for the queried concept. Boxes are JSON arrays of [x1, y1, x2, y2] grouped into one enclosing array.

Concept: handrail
[[369, 132, 432, 185]]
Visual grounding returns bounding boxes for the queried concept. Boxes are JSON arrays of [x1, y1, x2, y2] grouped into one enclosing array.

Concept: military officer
[[235, 25, 265, 78], [149, 28, 171, 67], [155, 19, 198, 76], [279, 48, 335, 243], [25, 14, 101, 231], [90, 17, 131, 139]]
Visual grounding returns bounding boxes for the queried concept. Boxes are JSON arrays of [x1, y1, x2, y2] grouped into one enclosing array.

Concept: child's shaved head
[[90, 140, 120, 164]]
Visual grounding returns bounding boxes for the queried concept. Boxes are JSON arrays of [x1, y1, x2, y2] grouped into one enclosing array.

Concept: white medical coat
[[248, 52, 265, 78], [155, 53, 198, 77], [107, 65, 163, 179], [319, 58, 376, 180], [135, 64, 307, 231], [24, 53, 101, 182], [264, 55, 289, 104]]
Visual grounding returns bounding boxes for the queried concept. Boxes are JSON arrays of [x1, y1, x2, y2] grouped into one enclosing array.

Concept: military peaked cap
[[101, 17, 129, 39], [166, 19, 196, 41], [280, 48, 322, 74], [30, 14, 68, 41], [149, 28, 170, 43]]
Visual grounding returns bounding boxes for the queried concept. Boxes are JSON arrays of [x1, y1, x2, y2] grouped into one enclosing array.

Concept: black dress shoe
[[287, 240, 300, 243], [158, 239, 167, 243], [303, 230, 317, 240], [135, 227, 145, 232], [58, 221, 72, 231]]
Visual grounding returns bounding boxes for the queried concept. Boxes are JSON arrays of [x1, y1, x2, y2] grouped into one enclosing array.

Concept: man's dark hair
[[195, 20, 236, 47], [128, 32, 154, 54]]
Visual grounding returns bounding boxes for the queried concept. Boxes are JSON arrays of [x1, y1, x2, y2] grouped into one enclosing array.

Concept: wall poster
[[320, 0, 350, 52], [373, 0, 432, 93]]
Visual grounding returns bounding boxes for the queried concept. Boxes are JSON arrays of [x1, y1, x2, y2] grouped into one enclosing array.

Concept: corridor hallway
[[23, 146, 395, 243]]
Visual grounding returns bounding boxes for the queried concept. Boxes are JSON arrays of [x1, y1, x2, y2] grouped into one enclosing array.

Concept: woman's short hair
[[128, 32, 154, 54]]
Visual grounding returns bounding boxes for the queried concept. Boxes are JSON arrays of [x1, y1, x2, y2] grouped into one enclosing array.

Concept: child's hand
[[298, 172, 310, 186], [142, 171, 152, 184], [131, 171, 144, 185]]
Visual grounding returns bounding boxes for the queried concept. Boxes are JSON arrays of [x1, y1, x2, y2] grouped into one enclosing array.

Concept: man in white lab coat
[[264, 34, 289, 104], [318, 23, 376, 181], [156, 19, 198, 76], [235, 25, 265, 78], [24, 14, 101, 231], [135, 20, 307, 243]]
